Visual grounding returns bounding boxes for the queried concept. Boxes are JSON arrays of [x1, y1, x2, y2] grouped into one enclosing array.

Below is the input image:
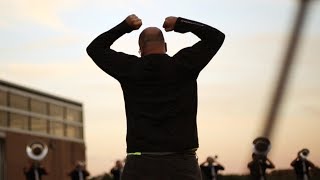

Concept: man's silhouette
[[291, 149, 316, 180], [68, 161, 90, 180], [200, 156, 225, 180], [23, 161, 48, 180], [247, 153, 275, 180], [110, 160, 123, 180], [87, 14, 225, 180]]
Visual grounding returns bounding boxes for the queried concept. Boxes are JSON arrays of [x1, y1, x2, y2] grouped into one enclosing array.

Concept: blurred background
[[0, 0, 319, 179]]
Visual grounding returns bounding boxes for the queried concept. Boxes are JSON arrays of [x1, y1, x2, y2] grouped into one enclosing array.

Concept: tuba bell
[[252, 137, 271, 157], [298, 148, 309, 160], [26, 141, 48, 161]]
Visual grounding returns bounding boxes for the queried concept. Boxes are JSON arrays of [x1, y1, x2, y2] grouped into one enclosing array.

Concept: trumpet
[[26, 141, 48, 161], [252, 137, 271, 157]]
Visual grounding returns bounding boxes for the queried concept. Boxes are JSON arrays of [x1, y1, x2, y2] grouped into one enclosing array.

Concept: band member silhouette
[[247, 137, 275, 180], [110, 160, 124, 180], [200, 156, 225, 180], [23, 161, 48, 180], [68, 161, 90, 180], [291, 148, 316, 180]]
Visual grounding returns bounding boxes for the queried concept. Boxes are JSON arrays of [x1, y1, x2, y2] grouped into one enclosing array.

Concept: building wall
[[0, 80, 84, 141], [5, 130, 86, 180], [0, 80, 86, 180]]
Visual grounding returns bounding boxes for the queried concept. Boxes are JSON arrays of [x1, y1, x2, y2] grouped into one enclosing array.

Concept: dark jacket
[[87, 17, 225, 153], [291, 158, 315, 180], [68, 169, 90, 180], [248, 159, 274, 180], [110, 168, 122, 180], [24, 166, 48, 180], [200, 164, 225, 180]]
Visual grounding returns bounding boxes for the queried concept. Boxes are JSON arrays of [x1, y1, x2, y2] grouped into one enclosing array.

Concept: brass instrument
[[26, 141, 48, 161], [253, 137, 271, 157], [298, 148, 309, 160]]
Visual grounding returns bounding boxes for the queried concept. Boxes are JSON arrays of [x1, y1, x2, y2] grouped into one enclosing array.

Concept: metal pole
[[262, 0, 312, 139]]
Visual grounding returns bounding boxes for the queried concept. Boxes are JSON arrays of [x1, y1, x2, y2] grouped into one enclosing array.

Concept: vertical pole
[[263, 0, 311, 139]]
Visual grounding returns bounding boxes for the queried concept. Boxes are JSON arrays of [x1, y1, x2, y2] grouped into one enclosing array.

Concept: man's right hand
[[125, 14, 142, 30], [163, 16, 177, 32]]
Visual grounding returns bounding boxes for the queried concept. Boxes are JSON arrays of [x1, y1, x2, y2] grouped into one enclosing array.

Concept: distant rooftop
[[0, 79, 82, 106]]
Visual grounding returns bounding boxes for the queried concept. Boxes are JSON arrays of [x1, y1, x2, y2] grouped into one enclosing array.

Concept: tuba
[[253, 137, 271, 157], [26, 141, 48, 161]]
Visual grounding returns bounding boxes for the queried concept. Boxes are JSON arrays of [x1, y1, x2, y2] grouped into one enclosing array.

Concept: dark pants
[[296, 175, 310, 180], [121, 154, 202, 180]]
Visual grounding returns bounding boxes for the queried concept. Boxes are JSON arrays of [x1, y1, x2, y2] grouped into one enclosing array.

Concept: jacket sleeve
[[86, 20, 139, 80], [172, 17, 225, 73]]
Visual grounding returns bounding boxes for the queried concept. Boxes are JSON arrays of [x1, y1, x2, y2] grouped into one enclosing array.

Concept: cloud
[[0, 0, 156, 31], [0, 0, 82, 31], [1, 35, 83, 54], [3, 58, 94, 78]]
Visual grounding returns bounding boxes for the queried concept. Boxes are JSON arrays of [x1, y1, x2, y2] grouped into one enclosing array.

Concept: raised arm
[[266, 157, 275, 169], [291, 157, 299, 167], [199, 160, 207, 167], [307, 160, 316, 169], [216, 163, 225, 171], [86, 14, 142, 79], [163, 16, 225, 73]]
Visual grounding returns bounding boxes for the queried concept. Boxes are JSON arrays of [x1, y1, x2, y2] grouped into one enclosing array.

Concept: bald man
[[87, 14, 225, 180]]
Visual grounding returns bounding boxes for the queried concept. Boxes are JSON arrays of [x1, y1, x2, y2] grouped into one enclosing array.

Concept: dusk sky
[[1, 0, 320, 176]]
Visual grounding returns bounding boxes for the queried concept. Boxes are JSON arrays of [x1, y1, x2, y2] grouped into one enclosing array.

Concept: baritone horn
[[253, 137, 271, 157], [26, 141, 48, 161]]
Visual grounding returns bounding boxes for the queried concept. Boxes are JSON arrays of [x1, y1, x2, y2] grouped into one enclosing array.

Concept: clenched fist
[[126, 14, 142, 30], [163, 16, 177, 32]]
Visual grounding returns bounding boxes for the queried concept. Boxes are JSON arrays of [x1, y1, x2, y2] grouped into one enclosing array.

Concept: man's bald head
[[139, 27, 165, 49]]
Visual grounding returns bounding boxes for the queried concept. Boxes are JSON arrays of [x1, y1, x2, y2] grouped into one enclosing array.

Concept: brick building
[[0, 79, 86, 180]]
